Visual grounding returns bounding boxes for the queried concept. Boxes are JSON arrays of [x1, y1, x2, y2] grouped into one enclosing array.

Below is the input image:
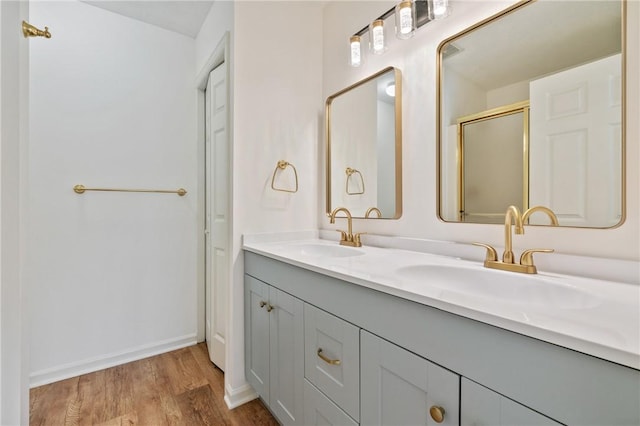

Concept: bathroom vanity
[[244, 237, 639, 426]]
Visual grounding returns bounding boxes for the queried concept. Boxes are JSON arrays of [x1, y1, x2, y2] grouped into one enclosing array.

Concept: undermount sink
[[395, 264, 601, 310], [285, 243, 365, 258]]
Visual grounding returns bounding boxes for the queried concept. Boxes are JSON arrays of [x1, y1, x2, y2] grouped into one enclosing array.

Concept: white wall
[[0, 0, 30, 422], [322, 0, 640, 261], [28, 1, 198, 385], [196, 0, 234, 76], [331, 83, 378, 216], [227, 0, 323, 405]]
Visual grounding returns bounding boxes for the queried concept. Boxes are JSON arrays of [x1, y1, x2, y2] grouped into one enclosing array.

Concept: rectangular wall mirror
[[326, 67, 402, 219], [437, 0, 625, 228]]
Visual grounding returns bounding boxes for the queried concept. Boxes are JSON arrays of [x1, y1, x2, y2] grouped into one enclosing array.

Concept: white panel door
[[205, 62, 229, 370], [529, 54, 621, 227]]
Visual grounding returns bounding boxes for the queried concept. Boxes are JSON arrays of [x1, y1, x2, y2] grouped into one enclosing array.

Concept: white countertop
[[243, 232, 640, 370]]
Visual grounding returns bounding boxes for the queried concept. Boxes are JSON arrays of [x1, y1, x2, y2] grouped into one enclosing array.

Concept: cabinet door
[[269, 287, 304, 425], [461, 378, 562, 426], [304, 379, 359, 426], [361, 331, 460, 426], [245, 275, 270, 402], [304, 303, 360, 421]]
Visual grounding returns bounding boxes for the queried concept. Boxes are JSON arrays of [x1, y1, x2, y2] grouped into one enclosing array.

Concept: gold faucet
[[365, 207, 382, 218], [502, 205, 524, 263], [522, 206, 559, 226], [474, 205, 558, 274], [329, 207, 363, 247]]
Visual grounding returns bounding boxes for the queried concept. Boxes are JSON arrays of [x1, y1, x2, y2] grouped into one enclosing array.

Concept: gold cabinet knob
[[266, 304, 274, 312], [429, 405, 445, 423], [259, 301, 267, 308]]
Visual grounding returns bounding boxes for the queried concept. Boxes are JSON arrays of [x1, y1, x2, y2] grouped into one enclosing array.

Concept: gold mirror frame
[[436, 0, 627, 228], [326, 67, 403, 219]]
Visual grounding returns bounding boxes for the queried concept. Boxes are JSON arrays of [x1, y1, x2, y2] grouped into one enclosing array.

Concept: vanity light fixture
[[348, 0, 451, 67], [349, 35, 362, 67], [385, 82, 396, 97], [369, 19, 386, 54], [431, 0, 450, 20], [395, 1, 416, 39]]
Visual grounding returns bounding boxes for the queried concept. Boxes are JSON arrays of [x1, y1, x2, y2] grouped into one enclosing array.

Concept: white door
[[204, 62, 229, 370], [529, 54, 622, 227]]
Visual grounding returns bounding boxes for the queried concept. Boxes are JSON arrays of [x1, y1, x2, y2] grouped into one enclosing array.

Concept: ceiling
[[83, 1, 215, 38], [443, 1, 622, 91]]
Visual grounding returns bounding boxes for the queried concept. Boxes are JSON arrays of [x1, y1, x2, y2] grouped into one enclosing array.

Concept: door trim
[[195, 31, 231, 353]]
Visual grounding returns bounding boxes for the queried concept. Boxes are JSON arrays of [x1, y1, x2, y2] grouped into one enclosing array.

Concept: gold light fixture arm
[[22, 21, 51, 38], [271, 160, 298, 193], [73, 184, 186, 196]]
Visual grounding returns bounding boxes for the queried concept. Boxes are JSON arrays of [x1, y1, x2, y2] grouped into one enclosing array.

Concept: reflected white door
[[205, 62, 229, 370], [529, 54, 621, 227]]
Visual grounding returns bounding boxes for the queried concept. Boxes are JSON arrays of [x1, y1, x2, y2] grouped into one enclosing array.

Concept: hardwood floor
[[30, 343, 278, 426]]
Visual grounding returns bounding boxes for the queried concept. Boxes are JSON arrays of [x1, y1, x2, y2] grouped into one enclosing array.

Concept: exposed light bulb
[[369, 19, 386, 54], [349, 35, 362, 67], [432, 0, 450, 20], [395, 1, 415, 39]]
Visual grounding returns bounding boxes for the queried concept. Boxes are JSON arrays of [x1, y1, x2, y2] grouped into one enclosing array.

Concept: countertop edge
[[243, 241, 640, 371]]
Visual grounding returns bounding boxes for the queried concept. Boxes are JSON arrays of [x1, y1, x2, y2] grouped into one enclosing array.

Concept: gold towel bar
[[345, 167, 365, 195], [73, 184, 187, 196], [271, 160, 298, 193]]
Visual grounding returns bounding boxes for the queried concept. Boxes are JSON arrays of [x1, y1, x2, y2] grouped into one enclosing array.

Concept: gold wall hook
[[22, 21, 52, 39]]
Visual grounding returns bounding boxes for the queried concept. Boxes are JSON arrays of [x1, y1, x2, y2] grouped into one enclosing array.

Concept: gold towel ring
[[346, 167, 365, 195], [271, 160, 298, 193]]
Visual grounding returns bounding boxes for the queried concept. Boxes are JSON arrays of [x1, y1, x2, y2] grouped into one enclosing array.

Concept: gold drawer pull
[[317, 348, 341, 366], [430, 405, 445, 423], [259, 301, 274, 312]]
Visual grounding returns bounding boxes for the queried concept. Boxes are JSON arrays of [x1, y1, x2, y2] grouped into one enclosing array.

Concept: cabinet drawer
[[461, 378, 562, 426], [304, 303, 360, 421], [304, 379, 358, 426]]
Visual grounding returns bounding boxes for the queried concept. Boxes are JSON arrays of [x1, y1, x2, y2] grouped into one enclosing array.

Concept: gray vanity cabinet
[[244, 251, 640, 426], [361, 331, 460, 426], [304, 378, 359, 426], [304, 303, 360, 422], [245, 275, 304, 425], [461, 378, 562, 426]]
